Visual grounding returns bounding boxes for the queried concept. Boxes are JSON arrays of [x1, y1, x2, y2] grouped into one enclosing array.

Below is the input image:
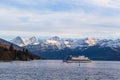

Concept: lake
[[0, 60, 120, 80]]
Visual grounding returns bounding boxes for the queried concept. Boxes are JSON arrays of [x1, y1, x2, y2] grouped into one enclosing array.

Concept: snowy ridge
[[96, 39, 120, 48], [11, 36, 120, 50], [11, 36, 39, 47]]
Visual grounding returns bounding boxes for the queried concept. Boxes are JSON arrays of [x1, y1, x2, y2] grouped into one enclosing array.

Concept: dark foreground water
[[0, 60, 120, 80]]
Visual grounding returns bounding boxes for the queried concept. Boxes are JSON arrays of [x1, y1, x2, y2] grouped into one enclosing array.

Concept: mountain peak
[[30, 36, 38, 41], [85, 37, 96, 46], [16, 36, 22, 39], [11, 36, 30, 46], [29, 36, 39, 45], [50, 36, 60, 41]]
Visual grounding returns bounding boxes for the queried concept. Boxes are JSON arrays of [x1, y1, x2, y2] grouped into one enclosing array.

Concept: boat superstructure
[[64, 55, 91, 63]]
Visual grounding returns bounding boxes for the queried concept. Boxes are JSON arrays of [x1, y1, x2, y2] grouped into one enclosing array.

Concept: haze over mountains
[[10, 36, 120, 60]]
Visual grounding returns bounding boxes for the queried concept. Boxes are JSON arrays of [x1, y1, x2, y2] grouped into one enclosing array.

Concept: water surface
[[0, 60, 120, 80]]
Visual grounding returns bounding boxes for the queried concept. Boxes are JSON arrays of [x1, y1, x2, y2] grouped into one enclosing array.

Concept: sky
[[0, 0, 120, 40]]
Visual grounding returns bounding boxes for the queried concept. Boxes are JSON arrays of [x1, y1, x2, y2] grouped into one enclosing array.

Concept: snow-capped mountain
[[85, 37, 96, 46], [11, 36, 40, 47], [96, 39, 120, 48], [0, 38, 23, 50], [10, 36, 84, 50], [11, 36, 120, 50], [11, 36, 30, 46], [29, 36, 39, 45], [49, 36, 61, 41], [10, 36, 120, 60]]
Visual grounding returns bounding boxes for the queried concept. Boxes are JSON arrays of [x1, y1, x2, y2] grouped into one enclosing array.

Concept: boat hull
[[65, 60, 91, 63]]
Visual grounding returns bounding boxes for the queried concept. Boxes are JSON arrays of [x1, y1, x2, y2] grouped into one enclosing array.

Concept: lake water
[[0, 60, 120, 80]]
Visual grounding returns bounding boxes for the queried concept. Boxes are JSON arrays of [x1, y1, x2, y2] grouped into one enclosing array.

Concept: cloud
[[82, 0, 120, 9], [0, 0, 120, 39]]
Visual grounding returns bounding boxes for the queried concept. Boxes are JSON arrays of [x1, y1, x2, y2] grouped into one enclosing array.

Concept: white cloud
[[85, 0, 120, 9], [0, 0, 120, 39]]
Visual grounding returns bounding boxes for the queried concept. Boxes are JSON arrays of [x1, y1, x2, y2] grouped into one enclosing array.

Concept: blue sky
[[0, 0, 120, 40]]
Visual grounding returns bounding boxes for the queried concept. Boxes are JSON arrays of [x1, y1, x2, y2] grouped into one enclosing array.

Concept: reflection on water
[[0, 60, 120, 80]]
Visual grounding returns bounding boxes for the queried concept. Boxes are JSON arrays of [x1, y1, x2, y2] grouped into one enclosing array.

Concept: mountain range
[[10, 36, 120, 60]]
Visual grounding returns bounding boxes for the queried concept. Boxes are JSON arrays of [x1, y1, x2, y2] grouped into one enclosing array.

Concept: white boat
[[64, 55, 91, 63]]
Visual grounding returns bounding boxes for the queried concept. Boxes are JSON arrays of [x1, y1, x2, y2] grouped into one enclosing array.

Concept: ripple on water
[[0, 60, 119, 80]]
